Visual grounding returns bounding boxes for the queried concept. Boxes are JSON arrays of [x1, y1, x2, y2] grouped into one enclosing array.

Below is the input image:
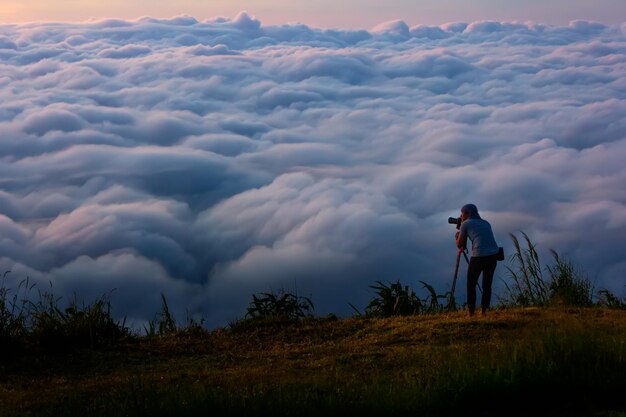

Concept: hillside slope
[[1, 307, 625, 417]]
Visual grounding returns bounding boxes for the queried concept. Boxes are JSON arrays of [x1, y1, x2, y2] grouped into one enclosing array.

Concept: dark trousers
[[467, 254, 498, 313]]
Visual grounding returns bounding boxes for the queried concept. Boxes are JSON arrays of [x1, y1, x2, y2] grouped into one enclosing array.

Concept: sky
[[0, 8, 625, 330], [1, 0, 626, 28]]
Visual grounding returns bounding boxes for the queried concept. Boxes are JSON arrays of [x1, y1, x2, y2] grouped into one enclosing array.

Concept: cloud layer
[[1, 13, 625, 327]]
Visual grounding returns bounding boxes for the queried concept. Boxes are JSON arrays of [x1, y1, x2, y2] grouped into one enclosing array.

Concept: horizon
[[2, 13, 625, 31], [1, 0, 626, 28]]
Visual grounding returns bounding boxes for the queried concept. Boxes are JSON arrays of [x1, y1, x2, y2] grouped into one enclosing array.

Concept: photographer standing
[[455, 204, 500, 316]]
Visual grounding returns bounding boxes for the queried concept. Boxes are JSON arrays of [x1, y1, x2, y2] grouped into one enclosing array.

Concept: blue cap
[[461, 204, 478, 215]]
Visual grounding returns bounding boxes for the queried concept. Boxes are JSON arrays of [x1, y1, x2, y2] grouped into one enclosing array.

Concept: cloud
[[98, 44, 152, 59], [381, 50, 478, 79], [0, 36, 17, 49], [22, 108, 85, 135], [261, 48, 377, 83], [46, 252, 207, 326], [372, 20, 410, 37], [0, 14, 624, 328], [409, 25, 451, 40]]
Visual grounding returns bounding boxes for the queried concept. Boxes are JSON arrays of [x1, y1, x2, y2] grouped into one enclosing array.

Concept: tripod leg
[[450, 249, 462, 310]]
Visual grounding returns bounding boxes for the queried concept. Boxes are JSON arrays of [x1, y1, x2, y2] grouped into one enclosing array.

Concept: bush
[[244, 288, 314, 320], [362, 279, 450, 317], [504, 232, 602, 308], [596, 288, 626, 309], [546, 250, 594, 307], [1, 273, 131, 353], [29, 288, 131, 350]]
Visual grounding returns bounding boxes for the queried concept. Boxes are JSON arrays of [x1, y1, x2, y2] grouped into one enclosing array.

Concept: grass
[[0, 274, 131, 353], [501, 231, 614, 308], [1, 307, 624, 417]]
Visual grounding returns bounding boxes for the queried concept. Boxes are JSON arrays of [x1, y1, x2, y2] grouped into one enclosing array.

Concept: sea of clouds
[[0, 12, 625, 328]]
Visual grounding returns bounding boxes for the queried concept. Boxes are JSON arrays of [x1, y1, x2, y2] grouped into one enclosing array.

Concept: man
[[455, 204, 499, 316]]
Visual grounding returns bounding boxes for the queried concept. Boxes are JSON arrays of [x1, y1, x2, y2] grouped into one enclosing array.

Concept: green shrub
[[546, 250, 594, 307], [29, 288, 131, 350], [503, 232, 611, 308], [364, 280, 423, 317], [362, 279, 450, 317], [420, 280, 453, 312], [596, 288, 626, 309], [244, 288, 314, 320]]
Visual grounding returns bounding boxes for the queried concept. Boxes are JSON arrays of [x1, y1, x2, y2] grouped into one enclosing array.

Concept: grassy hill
[[1, 306, 624, 417]]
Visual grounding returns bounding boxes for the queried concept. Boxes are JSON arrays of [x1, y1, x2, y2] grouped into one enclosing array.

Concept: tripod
[[449, 247, 481, 310]]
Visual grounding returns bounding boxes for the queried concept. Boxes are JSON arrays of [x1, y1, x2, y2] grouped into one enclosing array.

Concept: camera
[[448, 216, 462, 230]]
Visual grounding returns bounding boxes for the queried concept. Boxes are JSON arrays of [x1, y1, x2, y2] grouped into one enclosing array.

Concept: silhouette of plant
[[144, 293, 178, 336], [503, 232, 601, 307], [503, 231, 550, 306], [29, 287, 130, 350], [245, 288, 314, 320], [596, 288, 626, 309], [420, 280, 452, 312], [365, 280, 423, 316], [360, 279, 453, 317], [0, 272, 31, 351], [547, 250, 594, 306]]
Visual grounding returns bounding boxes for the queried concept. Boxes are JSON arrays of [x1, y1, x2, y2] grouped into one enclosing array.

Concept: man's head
[[461, 203, 479, 220]]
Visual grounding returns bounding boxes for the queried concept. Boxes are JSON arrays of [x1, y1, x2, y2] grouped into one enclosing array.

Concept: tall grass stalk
[[503, 232, 604, 307], [0, 272, 32, 350], [504, 231, 550, 306], [144, 293, 178, 336]]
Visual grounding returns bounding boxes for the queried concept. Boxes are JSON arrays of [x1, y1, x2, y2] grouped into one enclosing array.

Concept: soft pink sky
[[1, 0, 625, 27]]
